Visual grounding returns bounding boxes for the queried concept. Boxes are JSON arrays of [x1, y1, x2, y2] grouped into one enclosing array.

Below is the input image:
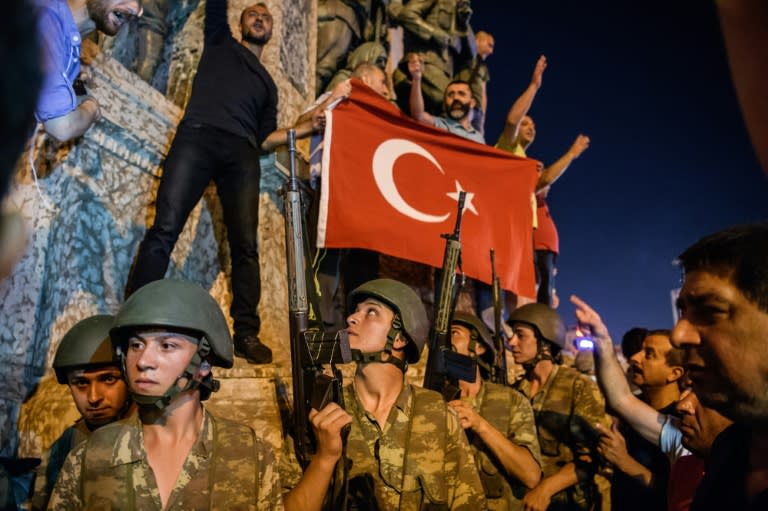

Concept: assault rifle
[[423, 192, 477, 401], [490, 249, 508, 385], [281, 130, 351, 502]]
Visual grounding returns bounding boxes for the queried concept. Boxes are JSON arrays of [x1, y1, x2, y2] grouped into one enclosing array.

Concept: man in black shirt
[[127, 1, 281, 364]]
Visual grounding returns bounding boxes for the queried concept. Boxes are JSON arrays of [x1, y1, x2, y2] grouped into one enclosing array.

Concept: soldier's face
[[675, 388, 732, 457], [125, 332, 200, 397], [508, 324, 538, 365], [346, 298, 395, 352], [67, 366, 128, 428], [672, 270, 768, 423], [628, 334, 679, 389], [450, 324, 472, 356], [241, 4, 273, 45], [86, 0, 142, 36]]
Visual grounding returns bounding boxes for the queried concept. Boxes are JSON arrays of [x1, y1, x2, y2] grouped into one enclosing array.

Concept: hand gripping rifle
[[281, 130, 351, 507], [423, 192, 478, 401], [490, 249, 508, 385]]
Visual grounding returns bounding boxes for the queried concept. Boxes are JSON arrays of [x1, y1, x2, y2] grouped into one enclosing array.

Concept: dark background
[[472, 1, 768, 339]]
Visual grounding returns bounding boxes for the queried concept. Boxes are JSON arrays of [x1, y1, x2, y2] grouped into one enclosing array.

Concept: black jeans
[[535, 249, 557, 307], [127, 123, 262, 338]]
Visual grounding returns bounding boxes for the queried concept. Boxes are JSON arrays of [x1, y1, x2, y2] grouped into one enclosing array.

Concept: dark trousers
[[535, 249, 557, 307], [127, 123, 262, 338]]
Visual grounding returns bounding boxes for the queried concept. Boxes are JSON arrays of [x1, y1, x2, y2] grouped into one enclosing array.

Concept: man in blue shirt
[[36, 0, 142, 142]]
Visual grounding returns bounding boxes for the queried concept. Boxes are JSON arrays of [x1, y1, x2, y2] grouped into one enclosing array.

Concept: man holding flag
[[317, 74, 539, 299]]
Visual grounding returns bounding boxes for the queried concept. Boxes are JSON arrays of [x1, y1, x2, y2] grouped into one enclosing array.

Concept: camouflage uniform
[[48, 409, 283, 510], [33, 420, 90, 510], [463, 382, 542, 511], [512, 365, 610, 510], [343, 382, 486, 510]]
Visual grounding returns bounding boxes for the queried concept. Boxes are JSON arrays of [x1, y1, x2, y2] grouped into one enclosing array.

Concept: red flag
[[318, 79, 539, 296]]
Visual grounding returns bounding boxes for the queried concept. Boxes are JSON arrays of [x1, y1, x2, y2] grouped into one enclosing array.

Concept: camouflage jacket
[[465, 382, 542, 511], [47, 408, 283, 510], [513, 365, 611, 510], [32, 420, 90, 510], [343, 382, 486, 510]]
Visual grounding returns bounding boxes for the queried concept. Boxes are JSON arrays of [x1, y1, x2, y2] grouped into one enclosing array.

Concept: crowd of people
[[1, 0, 767, 509]]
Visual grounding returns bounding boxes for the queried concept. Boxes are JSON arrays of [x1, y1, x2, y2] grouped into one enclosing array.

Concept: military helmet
[[451, 311, 495, 356], [111, 279, 233, 368], [507, 303, 566, 349], [53, 314, 117, 384], [348, 279, 429, 363]]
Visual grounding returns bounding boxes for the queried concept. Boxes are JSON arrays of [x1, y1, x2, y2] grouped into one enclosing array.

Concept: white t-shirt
[[659, 414, 692, 464]]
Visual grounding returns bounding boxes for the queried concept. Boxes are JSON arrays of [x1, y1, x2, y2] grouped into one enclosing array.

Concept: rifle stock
[[423, 192, 477, 400], [490, 249, 508, 385]]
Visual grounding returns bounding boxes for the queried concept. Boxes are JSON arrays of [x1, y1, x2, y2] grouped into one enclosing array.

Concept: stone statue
[[325, 41, 387, 93], [316, 0, 390, 97], [136, 0, 171, 84], [389, 0, 476, 116]]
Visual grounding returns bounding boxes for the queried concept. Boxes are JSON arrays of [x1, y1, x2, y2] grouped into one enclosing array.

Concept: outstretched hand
[[531, 55, 547, 89], [407, 53, 424, 80], [570, 295, 613, 353], [569, 135, 590, 159]]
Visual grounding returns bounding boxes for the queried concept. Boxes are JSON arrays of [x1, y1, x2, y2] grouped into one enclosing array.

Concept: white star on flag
[[446, 180, 479, 216]]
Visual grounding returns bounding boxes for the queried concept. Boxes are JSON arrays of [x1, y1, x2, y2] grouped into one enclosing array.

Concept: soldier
[[447, 312, 542, 510], [47, 279, 283, 510], [507, 303, 611, 511], [283, 278, 487, 510], [33, 314, 134, 509]]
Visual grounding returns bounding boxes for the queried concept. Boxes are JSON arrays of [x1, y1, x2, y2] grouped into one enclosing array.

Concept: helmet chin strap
[[522, 337, 554, 374], [122, 337, 220, 411], [467, 330, 492, 379], [350, 314, 409, 373]]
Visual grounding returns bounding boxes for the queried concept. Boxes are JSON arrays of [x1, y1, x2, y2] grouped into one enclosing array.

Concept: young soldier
[[285, 279, 486, 510], [448, 312, 542, 510], [48, 279, 283, 510], [507, 303, 611, 511], [34, 314, 133, 509]]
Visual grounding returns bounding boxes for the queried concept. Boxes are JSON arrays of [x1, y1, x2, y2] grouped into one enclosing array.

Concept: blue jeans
[[127, 122, 262, 338]]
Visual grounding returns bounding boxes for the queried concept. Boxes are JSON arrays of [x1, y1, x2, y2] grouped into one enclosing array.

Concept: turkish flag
[[317, 79, 539, 296]]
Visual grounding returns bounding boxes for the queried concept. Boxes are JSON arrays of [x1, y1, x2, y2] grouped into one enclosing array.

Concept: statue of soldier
[[33, 315, 134, 510], [136, 0, 170, 84], [507, 304, 612, 511], [325, 41, 388, 94], [448, 312, 543, 510], [48, 280, 283, 510], [390, 0, 476, 115], [317, 0, 391, 96]]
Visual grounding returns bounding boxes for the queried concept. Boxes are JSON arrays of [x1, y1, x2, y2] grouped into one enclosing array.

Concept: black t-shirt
[[182, 0, 277, 146]]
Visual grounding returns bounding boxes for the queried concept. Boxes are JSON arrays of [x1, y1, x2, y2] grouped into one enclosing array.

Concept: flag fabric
[[317, 79, 539, 296]]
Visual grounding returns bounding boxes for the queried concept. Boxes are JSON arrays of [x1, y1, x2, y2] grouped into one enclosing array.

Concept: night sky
[[471, 1, 768, 339]]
